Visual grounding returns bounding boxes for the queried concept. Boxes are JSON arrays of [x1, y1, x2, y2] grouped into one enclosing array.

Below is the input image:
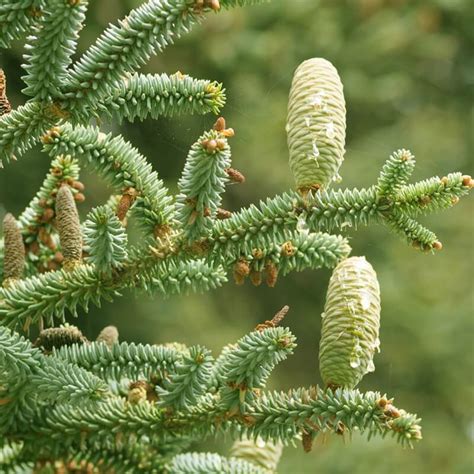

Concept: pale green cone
[[287, 58, 346, 193], [230, 436, 283, 473], [319, 256, 381, 389]]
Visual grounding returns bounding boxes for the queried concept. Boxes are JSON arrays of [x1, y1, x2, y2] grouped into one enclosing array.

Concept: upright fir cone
[[287, 58, 346, 194], [2, 213, 25, 287], [230, 436, 283, 472], [96, 325, 119, 348], [34, 325, 88, 353], [0, 69, 11, 116], [55, 185, 82, 270], [319, 256, 381, 389]]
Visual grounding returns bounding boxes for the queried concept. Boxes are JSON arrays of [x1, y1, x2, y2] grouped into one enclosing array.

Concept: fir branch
[[22, 0, 88, 100], [176, 128, 232, 243], [217, 327, 296, 412], [96, 73, 226, 122], [391, 172, 473, 218], [385, 213, 441, 251], [242, 387, 422, 448], [158, 346, 214, 411], [166, 452, 268, 474], [145, 258, 228, 296], [0, 264, 118, 329], [52, 341, 181, 381], [0, 326, 41, 374], [0, 0, 44, 49], [0, 102, 60, 166], [376, 149, 415, 197], [60, 0, 203, 111], [83, 206, 128, 274], [42, 123, 174, 234]]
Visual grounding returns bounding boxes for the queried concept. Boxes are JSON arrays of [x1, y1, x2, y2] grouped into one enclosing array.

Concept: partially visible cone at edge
[[287, 58, 346, 194], [319, 256, 381, 389], [2, 213, 25, 286], [96, 325, 119, 348], [230, 436, 283, 472]]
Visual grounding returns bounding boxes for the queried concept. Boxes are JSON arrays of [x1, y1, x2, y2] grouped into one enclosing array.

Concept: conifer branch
[[176, 127, 232, 243], [21, 0, 88, 100], [83, 206, 128, 274], [0, 0, 44, 49], [96, 73, 226, 123], [0, 102, 60, 167], [157, 345, 214, 411], [42, 123, 175, 235], [166, 452, 268, 474]]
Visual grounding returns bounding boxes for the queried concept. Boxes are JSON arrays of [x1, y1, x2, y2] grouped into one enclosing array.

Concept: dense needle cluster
[[0, 0, 472, 472]]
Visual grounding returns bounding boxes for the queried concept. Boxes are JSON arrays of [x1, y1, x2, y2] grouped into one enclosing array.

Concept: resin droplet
[[326, 121, 336, 139]]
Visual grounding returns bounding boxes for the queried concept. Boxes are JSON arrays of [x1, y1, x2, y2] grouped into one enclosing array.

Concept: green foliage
[[83, 205, 128, 273], [0, 0, 472, 471]]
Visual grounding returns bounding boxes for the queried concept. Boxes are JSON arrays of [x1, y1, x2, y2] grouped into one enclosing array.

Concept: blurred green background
[[1, 0, 473, 472]]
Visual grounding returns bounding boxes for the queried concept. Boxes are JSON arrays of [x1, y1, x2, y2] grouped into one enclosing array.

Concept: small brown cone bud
[[281, 241, 296, 257], [226, 168, 245, 184], [0, 69, 11, 116], [203, 139, 218, 152], [40, 208, 55, 223], [116, 187, 138, 221], [221, 127, 235, 138], [73, 192, 85, 203], [216, 208, 232, 220], [213, 116, 226, 131], [265, 262, 279, 288], [56, 185, 82, 270], [302, 431, 314, 453], [128, 381, 148, 405], [2, 213, 25, 285], [53, 251, 64, 264], [0, 69, 6, 96], [249, 270, 262, 286], [233, 259, 250, 285], [451, 196, 459, 205], [432, 241, 443, 251], [96, 325, 119, 348], [71, 180, 85, 192], [462, 175, 474, 188]]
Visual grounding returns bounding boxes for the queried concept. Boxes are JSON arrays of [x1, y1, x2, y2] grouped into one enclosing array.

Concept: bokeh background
[[1, 0, 473, 472]]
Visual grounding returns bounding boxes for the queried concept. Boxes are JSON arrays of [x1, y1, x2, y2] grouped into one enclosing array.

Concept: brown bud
[[203, 139, 218, 152], [252, 248, 264, 260], [302, 431, 314, 453], [265, 262, 279, 288], [419, 195, 431, 206], [213, 116, 226, 131], [41, 208, 54, 223], [116, 187, 138, 221], [249, 270, 262, 286], [462, 175, 474, 188], [41, 126, 61, 144], [234, 259, 250, 277], [432, 240, 443, 251], [226, 168, 245, 184], [73, 192, 85, 203], [384, 405, 401, 419], [38, 227, 55, 249], [281, 241, 296, 257], [56, 185, 82, 270], [38, 198, 48, 208], [221, 127, 235, 138], [203, 207, 211, 217], [71, 180, 85, 192], [216, 208, 232, 220], [96, 325, 119, 348], [51, 167, 63, 177], [451, 196, 459, 205], [128, 381, 148, 405], [440, 176, 449, 185], [216, 139, 226, 150], [28, 241, 40, 255], [2, 213, 25, 285], [53, 251, 64, 263]]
